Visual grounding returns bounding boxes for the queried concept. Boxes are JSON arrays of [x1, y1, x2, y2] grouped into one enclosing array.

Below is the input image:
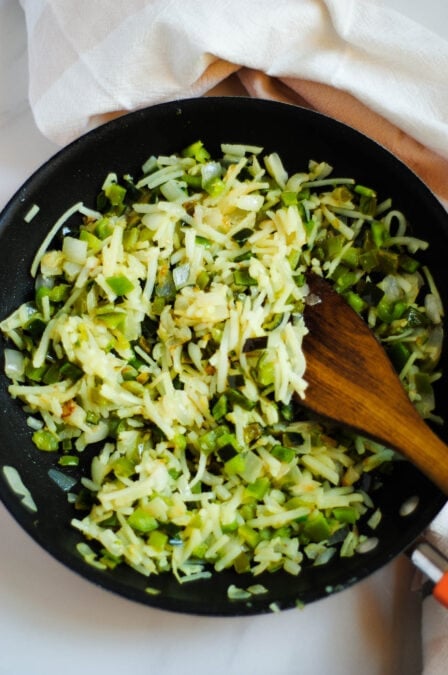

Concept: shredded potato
[[0, 141, 443, 581]]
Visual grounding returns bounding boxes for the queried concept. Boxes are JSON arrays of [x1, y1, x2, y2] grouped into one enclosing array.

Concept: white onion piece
[[425, 293, 443, 324], [4, 348, 25, 380], [2, 465, 37, 512]]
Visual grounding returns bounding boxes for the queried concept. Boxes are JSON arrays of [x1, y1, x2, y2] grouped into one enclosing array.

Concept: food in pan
[[0, 141, 443, 582]]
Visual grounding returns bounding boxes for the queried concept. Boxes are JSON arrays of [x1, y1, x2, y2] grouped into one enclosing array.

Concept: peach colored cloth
[[238, 71, 448, 202]]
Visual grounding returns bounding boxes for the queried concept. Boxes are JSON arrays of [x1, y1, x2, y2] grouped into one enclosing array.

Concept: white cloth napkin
[[20, 0, 448, 200], [18, 0, 448, 671]]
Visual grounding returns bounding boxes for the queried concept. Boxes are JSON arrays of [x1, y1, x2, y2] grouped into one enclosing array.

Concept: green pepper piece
[[128, 508, 158, 533], [212, 394, 228, 421], [414, 372, 433, 397], [371, 220, 387, 247], [391, 301, 407, 321], [232, 227, 253, 245], [196, 270, 210, 290], [62, 438, 73, 452], [271, 444, 296, 463], [256, 350, 276, 386], [326, 234, 344, 259], [58, 455, 79, 467], [376, 297, 395, 323], [59, 362, 83, 381], [233, 269, 257, 287], [112, 457, 136, 478], [344, 291, 367, 315], [359, 249, 379, 273], [233, 552, 251, 573], [332, 506, 359, 524], [100, 550, 122, 570], [99, 514, 119, 528], [332, 186, 353, 203], [94, 218, 114, 239], [279, 402, 295, 422], [245, 477, 270, 500], [198, 425, 229, 456], [33, 429, 59, 452], [25, 363, 47, 382], [354, 184, 377, 198], [341, 247, 360, 269], [80, 229, 103, 253], [122, 227, 139, 252], [224, 454, 246, 476], [86, 411, 100, 424], [121, 364, 139, 380], [35, 286, 52, 312], [234, 250, 253, 263], [105, 182, 126, 207], [184, 174, 203, 189], [355, 185, 377, 215], [149, 530, 169, 551], [399, 254, 420, 274], [288, 249, 301, 270], [377, 250, 398, 274], [388, 342, 411, 371], [303, 512, 331, 542], [173, 434, 187, 451], [358, 194, 377, 216], [181, 140, 211, 163], [195, 235, 212, 247], [222, 520, 239, 533], [262, 313, 284, 331], [106, 275, 135, 296], [25, 317, 46, 338], [216, 431, 240, 454], [226, 388, 257, 410], [243, 423, 262, 444], [151, 296, 166, 315], [238, 524, 260, 548], [205, 177, 225, 197], [50, 284, 70, 303], [99, 311, 126, 330], [281, 191, 298, 206], [335, 269, 358, 292]]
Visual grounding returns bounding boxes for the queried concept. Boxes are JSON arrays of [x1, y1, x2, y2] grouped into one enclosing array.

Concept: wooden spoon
[[301, 272, 448, 494]]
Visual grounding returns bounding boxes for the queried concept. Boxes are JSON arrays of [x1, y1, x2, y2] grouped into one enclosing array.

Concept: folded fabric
[[20, 0, 448, 199], [18, 1, 448, 672]]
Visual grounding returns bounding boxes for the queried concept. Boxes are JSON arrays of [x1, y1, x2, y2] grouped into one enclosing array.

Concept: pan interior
[[0, 98, 446, 615]]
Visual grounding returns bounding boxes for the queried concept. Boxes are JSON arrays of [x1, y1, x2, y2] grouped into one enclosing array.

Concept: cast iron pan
[[0, 98, 447, 615]]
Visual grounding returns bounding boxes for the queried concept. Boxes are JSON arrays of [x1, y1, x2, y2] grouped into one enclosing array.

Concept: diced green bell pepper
[[303, 512, 331, 542], [128, 508, 158, 533], [106, 275, 135, 296], [32, 429, 59, 452]]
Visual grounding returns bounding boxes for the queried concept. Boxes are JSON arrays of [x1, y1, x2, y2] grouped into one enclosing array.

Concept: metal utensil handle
[[411, 540, 448, 608]]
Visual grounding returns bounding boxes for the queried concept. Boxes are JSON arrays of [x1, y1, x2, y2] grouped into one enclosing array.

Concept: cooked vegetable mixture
[[0, 142, 444, 582]]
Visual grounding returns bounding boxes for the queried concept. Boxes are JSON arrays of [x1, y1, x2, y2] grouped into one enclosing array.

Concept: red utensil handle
[[433, 572, 448, 608]]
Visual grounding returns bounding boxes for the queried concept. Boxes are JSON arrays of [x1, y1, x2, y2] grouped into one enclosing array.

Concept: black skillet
[[0, 97, 447, 615]]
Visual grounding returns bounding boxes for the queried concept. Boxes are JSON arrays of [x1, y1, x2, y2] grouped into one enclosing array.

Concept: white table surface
[[0, 2, 447, 674]]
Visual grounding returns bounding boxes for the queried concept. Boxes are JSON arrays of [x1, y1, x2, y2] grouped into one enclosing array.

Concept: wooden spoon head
[[301, 273, 448, 494]]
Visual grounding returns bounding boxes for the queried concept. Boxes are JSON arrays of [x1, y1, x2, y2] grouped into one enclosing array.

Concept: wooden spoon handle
[[376, 401, 448, 495]]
